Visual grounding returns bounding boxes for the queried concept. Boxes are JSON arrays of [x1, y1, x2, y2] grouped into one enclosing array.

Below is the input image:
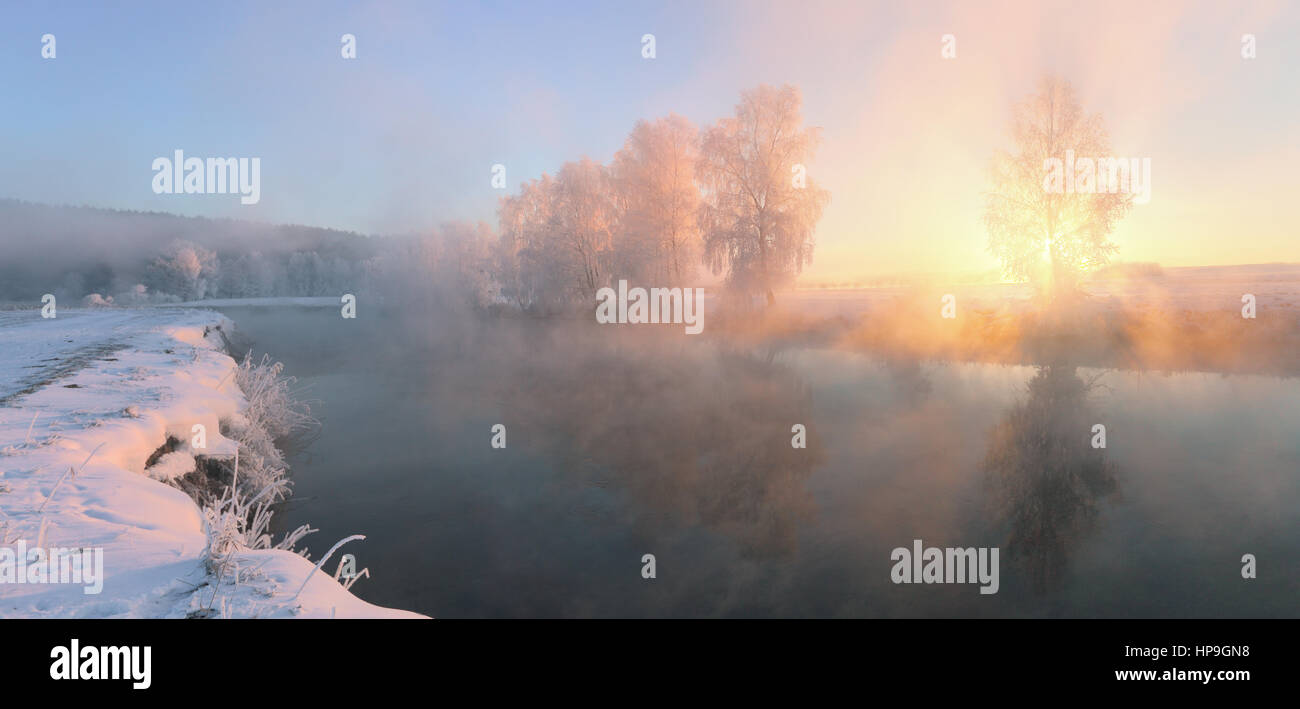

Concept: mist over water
[[219, 304, 1299, 618]]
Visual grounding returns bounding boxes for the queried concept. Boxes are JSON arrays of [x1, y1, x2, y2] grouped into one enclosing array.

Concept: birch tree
[[697, 85, 829, 305], [984, 76, 1132, 301], [611, 114, 702, 284]]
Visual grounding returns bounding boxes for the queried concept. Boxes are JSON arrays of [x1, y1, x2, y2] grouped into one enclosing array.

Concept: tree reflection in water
[[983, 365, 1119, 594], [508, 337, 825, 559]]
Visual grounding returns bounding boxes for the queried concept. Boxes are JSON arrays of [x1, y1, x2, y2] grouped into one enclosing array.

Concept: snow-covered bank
[[0, 308, 423, 618]]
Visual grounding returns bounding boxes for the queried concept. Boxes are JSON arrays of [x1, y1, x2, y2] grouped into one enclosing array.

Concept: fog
[[196, 291, 1298, 617], [0, 199, 384, 303], [4, 192, 1293, 616]]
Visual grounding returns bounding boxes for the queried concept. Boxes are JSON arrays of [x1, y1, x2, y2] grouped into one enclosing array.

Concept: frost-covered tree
[[553, 158, 618, 298], [377, 222, 498, 310], [497, 160, 620, 311], [498, 173, 568, 311], [439, 222, 498, 308], [611, 114, 702, 284], [144, 240, 220, 300], [697, 85, 829, 305], [984, 76, 1132, 301]]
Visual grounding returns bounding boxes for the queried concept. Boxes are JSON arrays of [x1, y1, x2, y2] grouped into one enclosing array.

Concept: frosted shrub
[[200, 475, 315, 585], [226, 352, 315, 492], [234, 352, 314, 442], [194, 353, 320, 612]]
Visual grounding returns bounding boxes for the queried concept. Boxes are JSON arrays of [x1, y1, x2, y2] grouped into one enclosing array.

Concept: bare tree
[[984, 76, 1132, 301], [697, 84, 829, 305]]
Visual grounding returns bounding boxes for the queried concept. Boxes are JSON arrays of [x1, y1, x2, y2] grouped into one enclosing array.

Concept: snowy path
[[0, 310, 163, 405], [0, 308, 422, 618]]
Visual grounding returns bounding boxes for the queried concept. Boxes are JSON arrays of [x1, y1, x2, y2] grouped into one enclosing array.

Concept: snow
[[0, 308, 424, 618], [144, 451, 196, 482]]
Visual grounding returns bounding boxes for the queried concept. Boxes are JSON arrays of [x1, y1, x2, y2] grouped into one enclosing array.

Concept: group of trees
[[0, 200, 388, 306], [494, 76, 1129, 309], [373, 222, 497, 310], [76, 227, 490, 308], [494, 76, 1135, 314], [117, 238, 379, 303], [11, 77, 1125, 313], [74, 237, 382, 306], [496, 84, 830, 312]]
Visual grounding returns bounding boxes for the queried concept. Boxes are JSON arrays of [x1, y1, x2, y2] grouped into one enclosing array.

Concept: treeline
[[0, 84, 829, 311], [496, 84, 829, 311], [0, 199, 382, 304]]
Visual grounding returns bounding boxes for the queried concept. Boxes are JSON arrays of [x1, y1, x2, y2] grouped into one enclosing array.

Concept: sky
[[2, 0, 1297, 281]]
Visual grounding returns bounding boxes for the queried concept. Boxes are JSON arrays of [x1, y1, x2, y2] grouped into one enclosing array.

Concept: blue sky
[[3, 1, 1297, 278], [1, 1, 758, 232]]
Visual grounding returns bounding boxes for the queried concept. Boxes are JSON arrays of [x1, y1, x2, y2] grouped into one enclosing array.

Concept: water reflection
[[227, 307, 1298, 617], [881, 353, 932, 404], [506, 337, 826, 558], [982, 364, 1119, 594]]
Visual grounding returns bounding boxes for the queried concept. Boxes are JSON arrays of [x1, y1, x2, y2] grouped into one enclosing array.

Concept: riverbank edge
[[0, 307, 425, 619]]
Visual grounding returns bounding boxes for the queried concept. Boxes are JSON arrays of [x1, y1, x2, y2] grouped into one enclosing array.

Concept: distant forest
[[1, 84, 832, 314], [0, 199, 496, 309]]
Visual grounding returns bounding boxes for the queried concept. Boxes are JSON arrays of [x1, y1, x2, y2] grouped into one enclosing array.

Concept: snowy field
[[0, 308, 422, 618]]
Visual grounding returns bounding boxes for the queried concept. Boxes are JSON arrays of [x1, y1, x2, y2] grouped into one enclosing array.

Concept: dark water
[[217, 305, 1300, 618]]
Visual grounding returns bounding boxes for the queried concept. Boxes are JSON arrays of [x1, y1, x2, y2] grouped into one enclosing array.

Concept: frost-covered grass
[[188, 353, 323, 617], [0, 308, 423, 618]]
